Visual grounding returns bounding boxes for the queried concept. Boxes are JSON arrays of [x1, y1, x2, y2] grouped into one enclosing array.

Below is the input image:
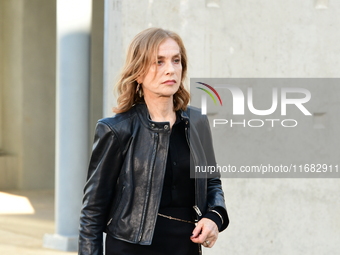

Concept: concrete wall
[[104, 0, 340, 254], [0, 0, 24, 189], [90, 0, 105, 145], [0, 0, 56, 190], [0, 0, 3, 150], [0, 0, 104, 190]]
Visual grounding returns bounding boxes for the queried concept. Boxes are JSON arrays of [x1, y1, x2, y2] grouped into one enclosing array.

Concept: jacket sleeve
[[200, 115, 230, 231], [78, 121, 124, 255]]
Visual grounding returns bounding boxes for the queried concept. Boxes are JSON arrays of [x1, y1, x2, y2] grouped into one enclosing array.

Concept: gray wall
[[104, 1, 340, 254], [0, 0, 104, 190], [0, 0, 56, 189], [90, 0, 105, 145]]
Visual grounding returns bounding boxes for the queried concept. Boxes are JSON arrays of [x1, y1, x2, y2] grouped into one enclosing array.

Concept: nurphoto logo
[[195, 82, 312, 128]]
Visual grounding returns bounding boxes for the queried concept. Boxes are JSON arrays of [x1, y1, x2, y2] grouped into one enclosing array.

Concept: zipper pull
[[193, 205, 202, 217], [107, 218, 113, 226]]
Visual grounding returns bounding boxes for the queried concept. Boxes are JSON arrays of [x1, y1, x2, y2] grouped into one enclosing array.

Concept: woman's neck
[[144, 95, 176, 127]]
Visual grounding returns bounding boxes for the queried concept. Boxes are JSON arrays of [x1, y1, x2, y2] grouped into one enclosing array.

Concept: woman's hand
[[190, 218, 219, 248]]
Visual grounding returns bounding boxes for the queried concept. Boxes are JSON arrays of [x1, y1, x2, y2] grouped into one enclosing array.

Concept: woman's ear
[[136, 76, 143, 85]]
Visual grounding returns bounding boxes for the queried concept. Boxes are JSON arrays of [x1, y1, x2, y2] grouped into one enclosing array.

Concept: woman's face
[[138, 38, 182, 100]]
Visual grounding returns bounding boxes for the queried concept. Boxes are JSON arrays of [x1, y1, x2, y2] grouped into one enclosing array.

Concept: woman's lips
[[162, 80, 176, 85]]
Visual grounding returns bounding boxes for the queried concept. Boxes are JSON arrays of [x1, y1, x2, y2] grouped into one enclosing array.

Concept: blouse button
[[151, 123, 156, 128], [164, 125, 169, 130]]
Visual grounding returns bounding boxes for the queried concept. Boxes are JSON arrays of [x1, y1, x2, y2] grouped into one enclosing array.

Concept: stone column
[[103, 0, 122, 117], [43, 0, 92, 251]]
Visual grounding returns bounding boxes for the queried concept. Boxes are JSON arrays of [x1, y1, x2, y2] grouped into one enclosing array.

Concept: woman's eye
[[157, 60, 163, 65], [174, 58, 181, 63]]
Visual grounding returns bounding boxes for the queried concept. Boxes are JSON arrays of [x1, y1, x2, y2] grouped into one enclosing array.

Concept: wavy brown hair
[[113, 28, 190, 113]]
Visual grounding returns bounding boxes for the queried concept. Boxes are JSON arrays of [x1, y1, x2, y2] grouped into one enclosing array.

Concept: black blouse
[[160, 114, 195, 208], [159, 113, 224, 230]]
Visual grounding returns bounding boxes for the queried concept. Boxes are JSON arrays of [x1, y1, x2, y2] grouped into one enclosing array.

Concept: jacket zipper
[[107, 218, 113, 226], [193, 205, 202, 217], [137, 132, 159, 242], [184, 125, 202, 218], [107, 185, 125, 226]]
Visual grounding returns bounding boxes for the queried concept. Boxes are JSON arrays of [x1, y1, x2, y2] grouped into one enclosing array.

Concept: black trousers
[[105, 207, 200, 255]]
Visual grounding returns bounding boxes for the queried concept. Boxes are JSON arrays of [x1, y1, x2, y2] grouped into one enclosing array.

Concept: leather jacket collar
[[135, 103, 189, 132]]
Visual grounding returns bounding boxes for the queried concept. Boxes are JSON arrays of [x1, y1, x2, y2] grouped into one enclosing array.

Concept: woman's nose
[[165, 61, 175, 75]]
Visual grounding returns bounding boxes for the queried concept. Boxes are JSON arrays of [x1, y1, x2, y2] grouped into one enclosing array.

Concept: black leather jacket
[[79, 103, 229, 255]]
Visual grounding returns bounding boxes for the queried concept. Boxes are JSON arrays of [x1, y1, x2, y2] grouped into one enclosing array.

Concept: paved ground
[[0, 190, 77, 255]]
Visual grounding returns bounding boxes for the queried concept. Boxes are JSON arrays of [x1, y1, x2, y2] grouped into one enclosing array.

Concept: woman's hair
[[113, 28, 190, 113]]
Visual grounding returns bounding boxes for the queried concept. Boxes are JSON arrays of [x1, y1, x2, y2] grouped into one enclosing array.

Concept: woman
[[79, 28, 229, 255]]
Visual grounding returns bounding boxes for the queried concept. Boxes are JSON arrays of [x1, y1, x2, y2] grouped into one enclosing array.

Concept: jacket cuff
[[203, 211, 223, 231], [203, 207, 228, 232]]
